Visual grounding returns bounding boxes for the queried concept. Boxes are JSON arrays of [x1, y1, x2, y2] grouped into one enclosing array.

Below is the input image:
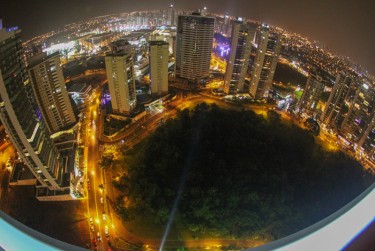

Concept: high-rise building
[[320, 72, 354, 130], [28, 52, 76, 133], [0, 27, 65, 191], [224, 18, 256, 94], [175, 13, 215, 82], [249, 24, 280, 98], [167, 4, 175, 26], [223, 15, 231, 37], [297, 72, 326, 117], [105, 51, 137, 114], [359, 117, 375, 160], [201, 6, 207, 16], [341, 82, 375, 150], [149, 40, 169, 96]]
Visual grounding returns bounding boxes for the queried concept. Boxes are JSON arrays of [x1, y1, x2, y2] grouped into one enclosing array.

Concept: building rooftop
[[27, 51, 60, 69]]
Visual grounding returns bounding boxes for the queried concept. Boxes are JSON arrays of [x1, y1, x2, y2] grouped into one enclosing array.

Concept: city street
[[82, 88, 375, 251], [84, 92, 270, 250], [83, 92, 116, 251]]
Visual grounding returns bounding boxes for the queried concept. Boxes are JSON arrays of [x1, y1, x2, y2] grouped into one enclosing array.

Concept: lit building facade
[[0, 27, 64, 191], [224, 18, 256, 94], [359, 117, 375, 161], [297, 72, 326, 117], [223, 15, 231, 37], [105, 51, 137, 114], [320, 72, 353, 130], [149, 40, 169, 96], [175, 13, 214, 82], [167, 5, 175, 26], [249, 24, 280, 98], [201, 7, 207, 16], [341, 82, 375, 152], [28, 52, 76, 133]]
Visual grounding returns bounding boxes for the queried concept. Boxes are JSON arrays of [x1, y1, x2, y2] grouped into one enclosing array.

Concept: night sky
[[1, 0, 374, 74]]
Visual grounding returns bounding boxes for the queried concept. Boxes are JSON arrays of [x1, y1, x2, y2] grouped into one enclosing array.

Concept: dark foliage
[[119, 103, 373, 239], [274, 63, 307, 87], [103, 117, 131, 136]]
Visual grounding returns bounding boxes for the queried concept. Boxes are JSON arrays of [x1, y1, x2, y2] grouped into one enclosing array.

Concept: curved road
[[89, 93, 270, 250]]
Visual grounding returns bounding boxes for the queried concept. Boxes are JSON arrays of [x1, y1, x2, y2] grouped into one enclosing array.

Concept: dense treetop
[[114, 103, 373, 240]]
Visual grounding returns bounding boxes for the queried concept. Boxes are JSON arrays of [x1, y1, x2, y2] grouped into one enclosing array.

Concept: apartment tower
[[28, 52, 76, 133], [175, 12, 215, 83], [149, 40, 169, 96], [105, 50, 137, 114], [249, 24, 280, 98], [0, 26, 64, 190], [224, 18, 256, 94], [341, 82, 375, 150], [320, 71, 353, 130], [297, 72, 326, 117]]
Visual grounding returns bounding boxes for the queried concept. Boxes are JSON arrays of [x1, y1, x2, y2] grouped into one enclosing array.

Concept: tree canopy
[[115, 103, 373, 240]]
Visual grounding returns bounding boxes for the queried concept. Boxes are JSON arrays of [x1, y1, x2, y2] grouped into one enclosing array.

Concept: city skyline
[[0, 0, 374, 75], [0, 3, 374, 250]]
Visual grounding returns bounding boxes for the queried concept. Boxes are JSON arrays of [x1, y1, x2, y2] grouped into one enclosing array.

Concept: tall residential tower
[[0, 27, 65, 191], [28, 52, 76, 133], [320, 72, 353, 130], [167, 5, 175, 26], [105, 50, 137, 114], [249, 24, 280, 98], [224, 18, 256, 94], [149, 40, 169, 96], [341, 82, 375, 150], [175, 13, 214, 83], [297, 72, 326, 117]]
